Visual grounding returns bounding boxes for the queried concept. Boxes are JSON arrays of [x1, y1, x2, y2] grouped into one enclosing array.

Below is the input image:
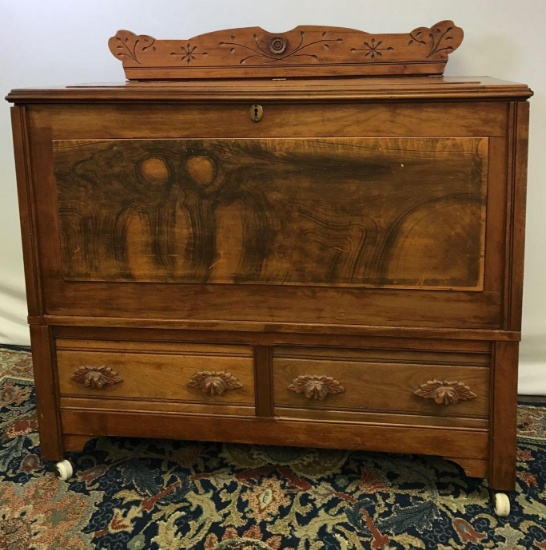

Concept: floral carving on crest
[[408, 21, 463, 58], [109, 30, 156, 64], [350, 38, 394, 61]]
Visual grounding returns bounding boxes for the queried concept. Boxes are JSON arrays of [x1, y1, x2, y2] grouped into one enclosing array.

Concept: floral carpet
[[0, 347, 545, 550]]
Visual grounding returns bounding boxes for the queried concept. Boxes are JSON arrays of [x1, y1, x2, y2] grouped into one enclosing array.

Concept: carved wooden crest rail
[[108, 21, 463, 80]]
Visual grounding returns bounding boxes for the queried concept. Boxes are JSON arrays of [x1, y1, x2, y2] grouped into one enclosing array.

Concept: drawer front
[[56, 340, 255, 411], [273, 346, 489, 418]]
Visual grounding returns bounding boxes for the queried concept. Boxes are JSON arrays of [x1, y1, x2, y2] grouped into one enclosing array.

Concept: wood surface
[[273, 407, 488, 430], [6, 66, 531, 491], [53, 326, 493, 352], [38, 286, 502, 330], [108, 22, 463, 80], [22, 101, 509, 330], [54, 137, 487, 290], [28, 102, 509, 139], [60, 397, 255, 417], [29, 325, 64, 461], [7, 77, 533, 104], [505, 102, 530, 332], [57, 341, 255, 407], [10, 107, 43, 318], [60, 408, 489, 462], [447, 458, 488, 479], [254, 346, 273, 417], [274, 358, 489, 417], [47, 316, 518, 341], [489, 341, 519, 491]]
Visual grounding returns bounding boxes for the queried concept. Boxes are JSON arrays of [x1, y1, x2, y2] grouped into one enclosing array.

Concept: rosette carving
[[71, 366, 123, 390], [187, 371, 243, 396], [288, 375, 345, 400], [414, 379, 477, 406]]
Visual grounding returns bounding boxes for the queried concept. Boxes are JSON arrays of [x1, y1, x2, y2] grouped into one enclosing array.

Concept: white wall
[[1, 0, 545, 392]]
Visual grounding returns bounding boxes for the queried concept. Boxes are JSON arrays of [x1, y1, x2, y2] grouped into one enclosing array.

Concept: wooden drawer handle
[[414, 379, 477, 406], [288, 375, 345, 401], [71, 366, 123, 389], [187, 370, 243, 396]]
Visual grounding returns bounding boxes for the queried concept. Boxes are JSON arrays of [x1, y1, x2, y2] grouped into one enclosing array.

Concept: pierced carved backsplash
[[108, 21, 463, 79]]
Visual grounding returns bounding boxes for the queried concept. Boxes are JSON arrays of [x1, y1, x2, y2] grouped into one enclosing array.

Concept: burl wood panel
[[54, 137, 487, 290]]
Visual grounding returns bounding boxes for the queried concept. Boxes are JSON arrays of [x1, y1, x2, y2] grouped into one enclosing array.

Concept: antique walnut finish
[[7, 23, 532, 498]]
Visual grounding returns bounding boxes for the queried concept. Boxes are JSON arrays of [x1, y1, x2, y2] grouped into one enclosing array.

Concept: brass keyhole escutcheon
[[250, 104, 263, 123]]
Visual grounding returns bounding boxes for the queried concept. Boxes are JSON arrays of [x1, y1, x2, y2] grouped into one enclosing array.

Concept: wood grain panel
[[54, 137, 487, 290], [56, 342, 255, 408]]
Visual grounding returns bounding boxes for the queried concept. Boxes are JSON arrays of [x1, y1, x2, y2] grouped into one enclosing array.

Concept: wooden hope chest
[[7, 21, 532, 515]]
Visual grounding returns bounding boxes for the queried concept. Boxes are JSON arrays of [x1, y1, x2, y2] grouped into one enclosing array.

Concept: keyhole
[[250, 104, 263, 122]]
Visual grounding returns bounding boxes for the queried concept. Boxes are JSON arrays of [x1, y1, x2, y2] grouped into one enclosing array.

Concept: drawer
[[273, 346, 489, 419], [56, 339, 255, 413]]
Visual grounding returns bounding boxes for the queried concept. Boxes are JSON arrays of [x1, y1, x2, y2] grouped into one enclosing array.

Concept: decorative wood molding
[[414, 379, 477, 406], [187, 370, 243, 396], [288, 375, 345, 400], [71, 366, 123, 390], [108, 21, 463, 80]]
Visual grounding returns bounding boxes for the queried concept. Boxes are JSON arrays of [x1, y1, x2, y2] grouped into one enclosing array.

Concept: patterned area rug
[[1, 347, 545, 549]]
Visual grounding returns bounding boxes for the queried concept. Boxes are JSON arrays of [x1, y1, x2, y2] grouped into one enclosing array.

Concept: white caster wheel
[[55, 459, 73, 481], [494, 492, 510, 517]]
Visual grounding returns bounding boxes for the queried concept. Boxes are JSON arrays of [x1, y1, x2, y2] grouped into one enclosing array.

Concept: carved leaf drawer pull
[[414, 379, 477, 406], [187, 371, 243, 396], [288, 375, 345, 401], [71, 366, 123, 390]]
